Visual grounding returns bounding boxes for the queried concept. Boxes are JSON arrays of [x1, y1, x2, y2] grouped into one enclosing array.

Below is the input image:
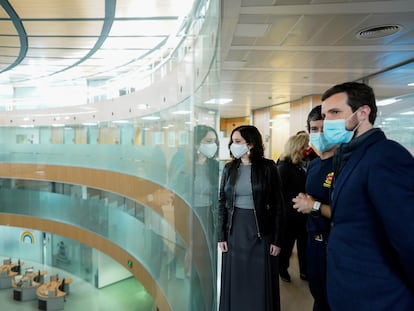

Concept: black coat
[[217, 157, 285, 246]]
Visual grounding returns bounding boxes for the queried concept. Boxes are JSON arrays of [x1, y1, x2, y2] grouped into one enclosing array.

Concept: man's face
[[322, 92, 357, 130], [309, 120, 323, 133]]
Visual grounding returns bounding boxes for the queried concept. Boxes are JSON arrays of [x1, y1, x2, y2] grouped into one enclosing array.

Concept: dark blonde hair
[[279, 133, 309, 165]]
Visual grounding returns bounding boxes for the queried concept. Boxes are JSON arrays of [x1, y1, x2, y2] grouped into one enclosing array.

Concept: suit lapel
[[330, 129, 384, 214]]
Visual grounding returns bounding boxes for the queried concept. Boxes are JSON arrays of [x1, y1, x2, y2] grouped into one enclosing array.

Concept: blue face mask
[[323, 116, 358, 145], [309, 132, 336, 154]]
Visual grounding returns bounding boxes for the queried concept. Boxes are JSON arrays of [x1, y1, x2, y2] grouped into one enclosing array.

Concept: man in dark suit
[[321, 82, 414, 310]]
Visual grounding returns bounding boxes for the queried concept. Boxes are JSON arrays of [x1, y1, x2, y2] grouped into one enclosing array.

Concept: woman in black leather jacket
[[217, 125, 285, 311]]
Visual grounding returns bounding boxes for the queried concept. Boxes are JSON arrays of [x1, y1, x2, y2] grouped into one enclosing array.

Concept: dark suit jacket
[[327, 128, 414, 310]]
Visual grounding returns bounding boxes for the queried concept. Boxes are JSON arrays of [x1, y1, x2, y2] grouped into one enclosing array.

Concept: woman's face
[[231, 130, 247, 145], [201, 131, 217, 145]]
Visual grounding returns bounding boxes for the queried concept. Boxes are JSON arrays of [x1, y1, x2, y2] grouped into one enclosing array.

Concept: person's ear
[[358, 105, 371, 122]]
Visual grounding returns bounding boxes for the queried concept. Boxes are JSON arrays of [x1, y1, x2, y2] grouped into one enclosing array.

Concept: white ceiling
[[218, 0, 414, 117], [1, 0, 414, 119]]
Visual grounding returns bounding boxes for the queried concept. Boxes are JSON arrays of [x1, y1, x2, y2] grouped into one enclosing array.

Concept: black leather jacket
[[217, 158, 285, 246]]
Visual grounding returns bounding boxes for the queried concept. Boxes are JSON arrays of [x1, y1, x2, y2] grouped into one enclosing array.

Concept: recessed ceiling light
[[204, 98, 233, 105], [356, 24, 402, 40], [141, 116, 160, 120], [276, 113, 290, 119], [137, 104, 149, 110], [172, 110, 191, 115], [377, 98, 401, 106]]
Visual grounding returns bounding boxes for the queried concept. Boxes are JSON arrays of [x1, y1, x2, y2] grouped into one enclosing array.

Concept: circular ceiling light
[[356, 24, 402, 39]]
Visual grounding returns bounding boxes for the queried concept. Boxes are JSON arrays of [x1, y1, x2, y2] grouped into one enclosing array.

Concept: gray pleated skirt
[[219, 207, 280, 311]]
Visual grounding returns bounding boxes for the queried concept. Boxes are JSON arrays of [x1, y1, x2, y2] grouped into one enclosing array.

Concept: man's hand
[[292, 192, 313, 214]]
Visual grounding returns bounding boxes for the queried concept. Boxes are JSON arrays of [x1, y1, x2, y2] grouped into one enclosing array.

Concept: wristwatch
[[311, 201, 322, 217]]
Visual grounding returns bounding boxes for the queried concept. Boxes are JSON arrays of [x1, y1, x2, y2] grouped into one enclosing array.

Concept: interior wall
[[219, 117, 250, 137], [253, 108, 271, 159]]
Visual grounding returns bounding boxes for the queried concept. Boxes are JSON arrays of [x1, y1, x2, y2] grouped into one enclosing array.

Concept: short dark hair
[[306, 105, 323, 131], [321, 82, 377, 124], [229, 125, 264, 162]]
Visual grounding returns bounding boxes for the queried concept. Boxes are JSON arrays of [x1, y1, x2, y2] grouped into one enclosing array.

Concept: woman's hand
[[218, 242, 228, 252], [270, 244, 281, 256]]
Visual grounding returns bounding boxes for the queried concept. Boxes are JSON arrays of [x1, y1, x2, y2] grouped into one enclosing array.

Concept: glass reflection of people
[[218, 125, 284, 311], [168, 124, 219, 311], [193, 125, 219, 240], [56, 241, 70, 265], [135, 144, 174, 280], [169, 125, 219, 248], [193, 125, 219, 310], [277, 133, 309, 282]]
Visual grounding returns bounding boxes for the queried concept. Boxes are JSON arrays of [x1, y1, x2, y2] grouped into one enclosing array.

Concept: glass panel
[[0, 1, 221, 310]]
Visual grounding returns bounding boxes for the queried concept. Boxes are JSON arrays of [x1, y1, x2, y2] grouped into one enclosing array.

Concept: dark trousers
[[279, 212, 307, 275], [307, 233, 330, 311]]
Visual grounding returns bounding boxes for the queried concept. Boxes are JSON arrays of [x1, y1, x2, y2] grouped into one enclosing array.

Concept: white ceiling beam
[[230, 45, 414, 52], [222, 67, 382, 73], [240, 1, 414, 15]]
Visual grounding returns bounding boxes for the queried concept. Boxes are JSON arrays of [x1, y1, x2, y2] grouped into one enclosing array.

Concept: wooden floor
[[279, 250, 314, 311]]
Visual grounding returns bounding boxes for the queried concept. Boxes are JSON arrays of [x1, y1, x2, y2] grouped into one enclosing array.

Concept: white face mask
[[198, 143, 217, 158], [230, 143, 249, 159]]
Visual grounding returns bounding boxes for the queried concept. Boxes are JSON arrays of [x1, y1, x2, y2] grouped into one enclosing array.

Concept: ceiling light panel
[[93, 49, 148, 62], [110, 20, 179, 36], [101, 37, 165, 50], [115, 0, 192, 17]]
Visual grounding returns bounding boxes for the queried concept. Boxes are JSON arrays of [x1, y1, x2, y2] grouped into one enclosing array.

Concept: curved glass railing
[[0, 0, 221, 310], [0, 186, 191, 310], [0, 144, 171, 187]]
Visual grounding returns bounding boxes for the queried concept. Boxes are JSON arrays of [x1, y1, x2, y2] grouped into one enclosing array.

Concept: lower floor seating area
[[1, 249, 312, 311]]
